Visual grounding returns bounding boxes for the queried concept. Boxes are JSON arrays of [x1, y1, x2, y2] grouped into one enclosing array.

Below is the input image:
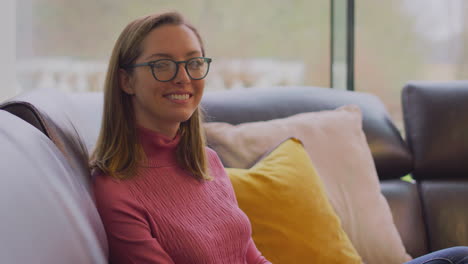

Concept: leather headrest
[[403, 81, 468, 179]]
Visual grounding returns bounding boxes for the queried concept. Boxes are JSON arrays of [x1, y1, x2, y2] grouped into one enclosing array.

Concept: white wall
[[0, 0, 17, 101]]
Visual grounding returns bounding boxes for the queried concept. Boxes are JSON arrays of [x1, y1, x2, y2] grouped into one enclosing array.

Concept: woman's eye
[[188, 60, 203, 69], [154, 62, 171, 70]]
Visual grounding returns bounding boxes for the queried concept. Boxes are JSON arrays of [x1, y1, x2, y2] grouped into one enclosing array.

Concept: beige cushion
[[204, 105, 412, 264]]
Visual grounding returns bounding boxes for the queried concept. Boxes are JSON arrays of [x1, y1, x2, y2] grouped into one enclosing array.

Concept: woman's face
[[120, 24, 205, 137]]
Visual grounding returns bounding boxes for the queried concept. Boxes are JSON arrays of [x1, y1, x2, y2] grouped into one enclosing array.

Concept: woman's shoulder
[[92, 171, 124, 188], [204, 147, 229, 180], [205, 147, 223, 167], [92, 172, 147, 220], [204, 146, 217, 157], [92, 171, 134, 203]]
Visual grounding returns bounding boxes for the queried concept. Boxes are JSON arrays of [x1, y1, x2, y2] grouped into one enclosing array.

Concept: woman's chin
[[171, 112, 196, 124]]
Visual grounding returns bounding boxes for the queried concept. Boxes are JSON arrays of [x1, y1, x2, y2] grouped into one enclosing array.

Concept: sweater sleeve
[[93, 176, 175, 264], [246, 238, 272, 264], [206, 148, 271, 264]]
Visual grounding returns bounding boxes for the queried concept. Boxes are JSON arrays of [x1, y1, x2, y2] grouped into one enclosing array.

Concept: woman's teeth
[[168, 94, 190, 100]]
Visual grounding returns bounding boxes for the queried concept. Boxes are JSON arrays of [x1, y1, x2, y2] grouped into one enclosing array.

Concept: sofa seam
[[416, 180, 432, 254]]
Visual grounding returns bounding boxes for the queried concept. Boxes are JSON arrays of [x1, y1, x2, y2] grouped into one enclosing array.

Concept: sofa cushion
[[0, 110, 108, 263], [419, 180, 468, 251], [204, 105, 412, 264], [402, 81, 468, 179], [202, 86, 412, 180], [227, 138, 362, 263], [381, 179, 429, 257]]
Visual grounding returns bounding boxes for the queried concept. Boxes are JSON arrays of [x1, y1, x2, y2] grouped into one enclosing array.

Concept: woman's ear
[[119, 68, 134, 95]]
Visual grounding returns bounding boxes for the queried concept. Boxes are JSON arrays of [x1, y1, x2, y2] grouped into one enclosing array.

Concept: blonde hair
[[90, 12, 211, 181]]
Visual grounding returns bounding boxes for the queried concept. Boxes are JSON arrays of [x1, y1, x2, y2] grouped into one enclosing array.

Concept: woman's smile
[[164, 92, 193, 104]]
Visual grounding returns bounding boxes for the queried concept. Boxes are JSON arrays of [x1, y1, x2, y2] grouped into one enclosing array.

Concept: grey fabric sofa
[[1, 82, 467, 263]]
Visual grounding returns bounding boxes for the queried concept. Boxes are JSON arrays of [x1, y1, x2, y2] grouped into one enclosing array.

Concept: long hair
[[90, 12, 211, 181]]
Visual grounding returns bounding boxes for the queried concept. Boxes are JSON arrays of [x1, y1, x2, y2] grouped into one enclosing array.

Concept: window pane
[[16, 0, 330, 94], [356, 0, 468, 131]]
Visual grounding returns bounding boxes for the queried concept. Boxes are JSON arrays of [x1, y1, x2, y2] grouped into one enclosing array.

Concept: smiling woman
[[90, 12, 271, 264]]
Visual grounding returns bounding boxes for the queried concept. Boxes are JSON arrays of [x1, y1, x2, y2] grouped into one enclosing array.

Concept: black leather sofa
[[1, 81, 467, 262]]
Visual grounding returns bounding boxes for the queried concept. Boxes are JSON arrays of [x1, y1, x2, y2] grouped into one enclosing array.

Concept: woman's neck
[[137, 122, 180, 139], [137, 125, 181, 167]]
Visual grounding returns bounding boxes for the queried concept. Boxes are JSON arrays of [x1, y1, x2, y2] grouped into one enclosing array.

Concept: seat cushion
[[419, 179, 468, 251], [381, 179, 429, 257]]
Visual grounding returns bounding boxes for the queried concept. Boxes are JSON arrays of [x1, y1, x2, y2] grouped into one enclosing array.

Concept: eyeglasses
[[126, 57, 212, 82]]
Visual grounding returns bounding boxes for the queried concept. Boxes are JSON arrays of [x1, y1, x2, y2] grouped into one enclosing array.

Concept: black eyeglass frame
[[125, 57, 212, 82]]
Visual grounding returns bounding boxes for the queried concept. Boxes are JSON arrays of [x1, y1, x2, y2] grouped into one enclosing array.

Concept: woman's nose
[[174, 63, 191, 84]]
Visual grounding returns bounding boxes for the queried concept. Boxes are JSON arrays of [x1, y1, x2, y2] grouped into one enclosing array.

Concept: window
[[16, 0, 330, 95], [356, 0, 468, 130]]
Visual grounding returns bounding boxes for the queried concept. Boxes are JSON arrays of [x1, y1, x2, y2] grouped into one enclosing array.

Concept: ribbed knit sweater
[[93, 126, 270, 264]]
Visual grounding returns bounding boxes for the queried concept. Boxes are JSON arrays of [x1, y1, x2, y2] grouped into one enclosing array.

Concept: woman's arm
[[206, 148, 271, 264], [93, 178, 175, 264], [246, 238, 272, 264]]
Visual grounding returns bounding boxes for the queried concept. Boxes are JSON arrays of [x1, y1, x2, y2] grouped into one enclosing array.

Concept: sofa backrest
[[0, 110, 108, 263], [4, 86, 412, 181], [202, 86, 413, 180], [1, 88, 103, 155], [402, 81, 468, 252], [403, 81, 468, 180]]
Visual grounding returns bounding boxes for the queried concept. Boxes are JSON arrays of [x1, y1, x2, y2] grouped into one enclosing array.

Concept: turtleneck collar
[[137, 125, 181, 167]]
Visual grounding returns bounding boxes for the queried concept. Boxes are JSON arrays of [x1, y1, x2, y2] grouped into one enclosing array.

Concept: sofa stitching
[[416, 180, 433, 254]]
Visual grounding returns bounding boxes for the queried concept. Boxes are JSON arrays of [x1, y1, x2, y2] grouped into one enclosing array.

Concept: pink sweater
[[93, 126, 270, 264]]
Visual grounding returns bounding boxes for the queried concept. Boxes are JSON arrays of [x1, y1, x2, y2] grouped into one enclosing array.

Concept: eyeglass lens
[[152, 58, 209, 81]]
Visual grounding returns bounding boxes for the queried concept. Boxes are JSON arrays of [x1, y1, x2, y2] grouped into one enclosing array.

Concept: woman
[[91, 12, 271, 264], [91, 11, 468, 264]]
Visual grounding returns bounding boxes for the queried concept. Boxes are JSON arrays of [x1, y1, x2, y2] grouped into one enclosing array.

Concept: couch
[[1, 82, 467, 263]]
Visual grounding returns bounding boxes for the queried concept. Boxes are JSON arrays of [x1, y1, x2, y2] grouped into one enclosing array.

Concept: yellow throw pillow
[[227, 138, 362, 264]]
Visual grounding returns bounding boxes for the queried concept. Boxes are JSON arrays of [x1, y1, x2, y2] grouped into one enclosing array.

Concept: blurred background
[[6, 0, 468, 131]]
